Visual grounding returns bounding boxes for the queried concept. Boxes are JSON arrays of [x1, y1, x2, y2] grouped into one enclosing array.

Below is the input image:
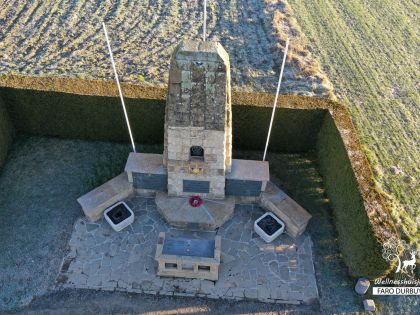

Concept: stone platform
[[155, 192, 235, 230], [58, 196, 319, 305]]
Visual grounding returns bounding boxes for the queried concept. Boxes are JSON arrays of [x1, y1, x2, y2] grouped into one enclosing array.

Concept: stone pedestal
[[355, 278, 370, 295], [155, 232, 221, 281], [155, 192, 235, 231]]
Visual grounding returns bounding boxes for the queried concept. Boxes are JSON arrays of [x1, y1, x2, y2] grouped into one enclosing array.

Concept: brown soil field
[[0, 0, 332, 97]]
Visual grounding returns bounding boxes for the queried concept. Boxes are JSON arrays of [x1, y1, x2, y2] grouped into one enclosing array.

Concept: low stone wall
[[0, 94, 13, 171]]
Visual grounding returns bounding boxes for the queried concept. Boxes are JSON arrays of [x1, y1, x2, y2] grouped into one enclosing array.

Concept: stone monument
[[77, 39, 311, 237], [163, 40, 232, 199]]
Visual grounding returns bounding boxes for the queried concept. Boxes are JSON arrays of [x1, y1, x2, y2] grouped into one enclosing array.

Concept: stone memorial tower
[[163, 40, 232, 199], [78, 38, 311, 236]]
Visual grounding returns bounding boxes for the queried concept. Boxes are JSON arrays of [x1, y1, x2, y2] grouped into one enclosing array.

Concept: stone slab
[[260, 182, 311, 238], [155, 192, 235, 230], [125, 153, 166, 179], [363, 299, 376, 311], [77, 173, 134, 222], [226, 159, 269, 183], [59, 198, 319, 304]]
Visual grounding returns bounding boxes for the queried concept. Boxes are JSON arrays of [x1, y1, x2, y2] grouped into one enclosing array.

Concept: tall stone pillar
[[163, 40, 232, 199]]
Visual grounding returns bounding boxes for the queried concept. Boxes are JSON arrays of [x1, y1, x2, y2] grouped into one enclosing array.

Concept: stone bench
[[155, 232, 221, 281], [77, 173, 134, 222], [259, 181, 311, 237]]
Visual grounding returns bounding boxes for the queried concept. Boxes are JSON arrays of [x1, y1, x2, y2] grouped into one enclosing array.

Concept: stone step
[[77, 173, 134, 222], [155, 192, 235, 230], [259, 182, 311, 238]]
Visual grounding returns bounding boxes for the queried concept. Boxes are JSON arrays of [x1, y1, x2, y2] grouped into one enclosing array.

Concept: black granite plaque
[[183, 180, 210, 193], [162, 237, 215, 258], [133, 173, 168, 191], [225, 179, 262, 196]]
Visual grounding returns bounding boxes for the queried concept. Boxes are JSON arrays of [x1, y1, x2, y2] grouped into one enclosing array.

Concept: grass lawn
[[288, 0, 419, 244], [0, 136, 157, 311]]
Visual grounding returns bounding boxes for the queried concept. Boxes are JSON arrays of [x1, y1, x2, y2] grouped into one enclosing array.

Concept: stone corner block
[[355, 278, 370, 295], [363, 299, 376, 312]]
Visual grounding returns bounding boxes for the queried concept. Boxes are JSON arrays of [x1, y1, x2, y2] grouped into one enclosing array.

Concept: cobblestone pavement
[[59, 196, 318, 305]]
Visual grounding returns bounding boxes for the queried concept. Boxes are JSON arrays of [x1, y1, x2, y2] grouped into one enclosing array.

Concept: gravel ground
[[6, 289, 318, 315]]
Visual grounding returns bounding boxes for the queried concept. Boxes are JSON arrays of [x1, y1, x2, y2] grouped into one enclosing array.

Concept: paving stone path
[[59, 196, 318, 304]]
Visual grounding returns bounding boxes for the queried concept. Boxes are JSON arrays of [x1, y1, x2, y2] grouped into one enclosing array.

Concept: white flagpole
[[203, 0, 207, 41], [263, 38, 290, 161], [102, 22, 137, 153]]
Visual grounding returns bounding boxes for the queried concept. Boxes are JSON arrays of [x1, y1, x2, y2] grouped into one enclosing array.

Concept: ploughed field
[[288, 0, 419, 243], [0, 0, 330, 96]]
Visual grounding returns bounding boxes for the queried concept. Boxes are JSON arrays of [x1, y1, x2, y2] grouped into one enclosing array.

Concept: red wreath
[[189, 195, 203, 208]]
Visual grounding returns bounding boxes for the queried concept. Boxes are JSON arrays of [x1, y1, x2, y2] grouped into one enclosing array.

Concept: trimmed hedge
[[1, 88, 165, 144], [317, 113, 391, 279], [0, 95, 13, 170], [232, 105, 326, 152], [1, 87, 327, 153]]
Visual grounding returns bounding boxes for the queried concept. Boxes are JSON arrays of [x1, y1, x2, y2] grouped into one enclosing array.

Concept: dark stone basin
[[257, 215, 283, 236], [162, 237, 215, 258], [105, 203, 132, 225]]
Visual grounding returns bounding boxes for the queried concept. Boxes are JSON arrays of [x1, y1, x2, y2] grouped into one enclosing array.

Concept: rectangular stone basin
[[163, 237, 215, 258], [155, 232, 221, 281]]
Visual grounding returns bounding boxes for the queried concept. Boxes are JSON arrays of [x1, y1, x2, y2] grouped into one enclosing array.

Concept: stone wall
[[166, 127, 226, 198]]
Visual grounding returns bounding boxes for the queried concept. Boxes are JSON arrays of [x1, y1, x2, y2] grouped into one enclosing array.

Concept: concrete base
[[103, 201, 135, 232], [155, 192, 235, 230]]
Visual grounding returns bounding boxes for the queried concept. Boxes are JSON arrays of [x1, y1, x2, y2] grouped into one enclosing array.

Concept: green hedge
[[317, 113, 390, 279], [0, 95, 13, 170], [232, 105, 326, 152], [1, 87, 327, 153], [1, 88, 165, 144]]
